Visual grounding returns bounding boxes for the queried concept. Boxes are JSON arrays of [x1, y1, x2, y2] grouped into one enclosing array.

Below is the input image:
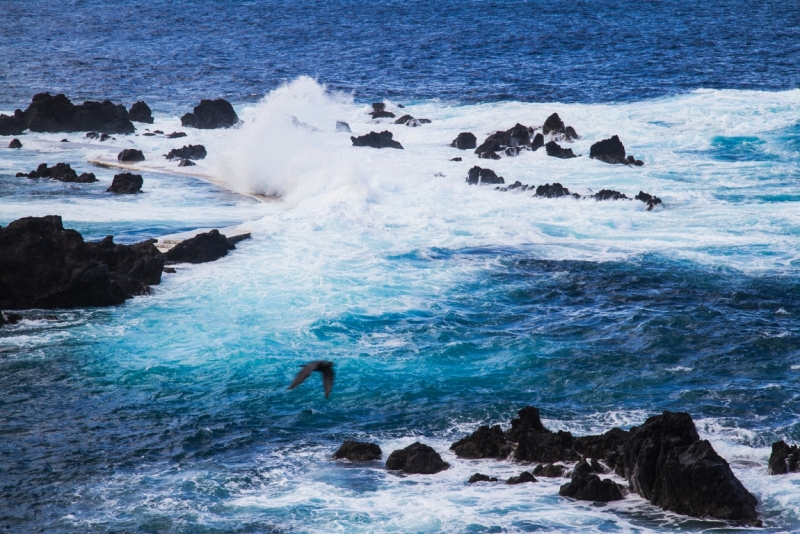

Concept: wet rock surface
[[394, 114, 431, 126], [468, 473, 498, 483], [559, 461, 624, 502], [181, 99, 239, 129], [0, 93, 135, 135], [769, 440, 799, 474], [450, 425, 511, 459], [118, 148, 145, 162], [128, 101, 154, 124], [386, 442, 449, 474], [165, 229, 232, 264], [545, 140, 577, 159], [8, 138, 22, 148], [351, 131, 403, 149], [475, 123, 543, 158], [369, 102, 395, 119], [635, 191, 662, 210], [107, 173, 143, 194], [467, 166, 504, 185], [333, 441, 382, 462], [534, 183, 576, 198], [542, 112, 578, 140], [451, 132, 477, 150], [533, 463, 567, 477], [166, 144, 207, 160], [590, 135, 644, 165], [506, 471, 537, 485]]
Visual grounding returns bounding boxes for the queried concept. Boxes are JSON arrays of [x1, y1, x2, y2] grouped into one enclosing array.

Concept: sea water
[[1, 1, 800, 533]]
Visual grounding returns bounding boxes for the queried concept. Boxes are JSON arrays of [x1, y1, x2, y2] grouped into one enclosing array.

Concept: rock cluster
[[768, 440, 799, 474], [559, 460, 624, 502], [0, 93, 135, 135], [474, 123, 544, 159], [85, 131, 111, 141], [165, 144, 207, 160], [534, 183, 578, 198], [181, 99, 239, 129], [386, 442, 449, 474], [468, 473, 498, 483], [351, 131, 403, 149], [450, 425, 511, 459], [15, 163, 97, 183]]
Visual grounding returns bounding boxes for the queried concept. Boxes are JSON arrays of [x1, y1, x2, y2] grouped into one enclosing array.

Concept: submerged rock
[[118, 148, 145, 162], [128, 101, 154, 124], [468, 473, 498, 483], [178, 159, 196, 167], [75, 172, 98, 183], [475, 123, 541, 158], [635, 191, 662, 211], [107, 173, 143, 194], [450, 425, 511, 459], [533, 463, 567, 477], [386, 442, 449, 474], [351, 131, 403, 149], [592, 189, 628, 201], [369, 102, 395, 119], [335, 121, 351, 132], [6, 93, 136, 134], [768, 440, 800, 474], [165, 144, 207, 160], [181, 99, 239, 129], [559, 461, 624, 502], [451, 132, 477, 150], [506, 471, 537, 485], [544, 141, 577, 159], [333, 441, 382, 462], [165, 229, 231, 264], [394, 114, 430, 126], [167, 131, 187, 138], [534, 183, 575, 198], [8, 138, 22, 148], [450, 157, 462, 162]]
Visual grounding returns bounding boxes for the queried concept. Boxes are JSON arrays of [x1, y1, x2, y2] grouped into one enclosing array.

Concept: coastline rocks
[[118, 149, 145, 162], [369, 103, 395, 119], [16, 162, 97, 183], [451, 132, 477, 150], [351, 131, 403, 149], [533, 463, 567, 477], [592, 189, 628, 201], [7, 93, 135, 134], [8, 138, 22, 148], [128, 101, 154, 124], [506, 471, 537, 485], [0, 109, 26, 136], [468, 473, 498, 483], [769, 441, 799, 474], [534, 183, 575, 198], [333, 441, 382, 462], [394, 114, 431, 127], [85, 131, 111, 141], [165, 229, 231, 264], [573, 428, 630, 471], [335, 121, 351, 132], [181, 98, 239, 129], [559, 461, 624, 502], [386, 442, 449, 474], [167, 131, 187, 138], [505, 406, 580, 463], [0, 216, 164, 310], [545, 141, 577, 159], [474, 123, 543, 159], [542, 113, 578, 140], [635, 191, 662, 211], [165, 144, 207, 160], [450, 425, 511, 459], [0, 312, 23, 326], [589, 136, 644, 166], [467, 166, 504, 185], [107, 173, 143, 194]]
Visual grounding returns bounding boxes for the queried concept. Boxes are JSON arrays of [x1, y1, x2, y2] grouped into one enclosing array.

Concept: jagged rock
[[450, 425, 511, 459], [565, 126, 578, 140], [178, 159, 196, 167], [506, 181, 528, 191], [143, 133, 155, 136], [100, 133, 110, 141], [635, 191, 662, 211], [167, 131, 187, 138], [768, 440, 799, 475], [475, 123, 541, 158], [369, 103, 395, 119], [0, 216, 164, 310], [181, 99, 239, 129], [394, 114, 430, 126], [592, 189, 629, 201], [107, 173, 143, 194], [542, 113, 578, 140], [128, 101, 154, 124], [333, 441, 382, 462], [506, 406, 547, 442], [559, 461, 624, 502], [468, 473, 498, 483], [0, 110, 26, 136], [545, 141, 577, 159], [118, 149, 145, 162], [8, 138, 22, 148], [505, 406, 579, 463], [75, 172, 98, 183], [15, 163, 95, 183], [13, 93, 135, 134], [534, 183, 575, 198], [573, 428, 630, 470], [165, 229, 231, 264], [386, 442, 449, 474], [589, 136, 644, 165], [165, 144, 207, 160], [506, 471, 537, 485], [466, 166, 504, 185], [479, 151, 501, 160], [351, 131, 403, 149], [335, 121, 351, 132], [451, 132, 477, 150], [533, 463, 567, 477]]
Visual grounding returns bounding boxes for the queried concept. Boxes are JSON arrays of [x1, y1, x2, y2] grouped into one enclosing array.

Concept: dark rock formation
[[167, 131, 187, 138], [506, 471, 537, 485], [3, 93, 136, 135], [15, 163, 96, 183], [450, 425, 511, 459], [467, 166, 504, 185], [450, 157, 462, 162], [768, 440, 799, 475], [335, 121, 351, 133], [534, 183, 574, 198], [468, 473, 498, 483], [451, 132, 477, 150], [128, 101, 154, 124], [635, 191, 662, 211], [165, 229, 232, 264], [592, 189, 629, 201], [0, 110, 26, 136], [178, 159, 196, 167], [351, 131, 403, 149], [542, 113, 578, 140], [589, 136, 644, 165], [181, 99, 239, 129], [8, 138, 22, 148], [107, 173, 143, 194], [479, 151, 501, 160], [573, 428, 630, 471], [60, 138, 69, 142], [394, 114, 430, 127], [153, 130, 163, 134], [333, 441, 382, 462], [86, 131, 111, 141], [0, 216, 164, 310], [559, 461, 624, 502], [386, 442, 449, 474], [533, 463, 567, 477], [369, 103, 395, 119], [118, 149, 145, 162], [617, 412, 758, 524], [76, 172, 98, 183], [505, 406, 580, 463], [545, 141, 577, 159], [165, 144, 207, 160], [475, 123, 541, 158], [0, 312, 23, 326]]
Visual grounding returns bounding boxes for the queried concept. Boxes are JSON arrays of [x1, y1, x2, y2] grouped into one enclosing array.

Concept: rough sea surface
[[1, 1, 800, 533]]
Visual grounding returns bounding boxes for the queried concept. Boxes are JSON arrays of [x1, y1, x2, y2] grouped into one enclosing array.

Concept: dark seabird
[[288, 360, 335, 398]]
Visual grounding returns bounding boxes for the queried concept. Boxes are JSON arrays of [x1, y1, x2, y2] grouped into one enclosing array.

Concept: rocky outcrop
[[534, 183, 576, 198], [351, 131, 403, 149], [15, 163, 97, 183], [506, 471, 537, 485], [505, 406, 580, 463], [451, 132, 477, 150], [369, 103, 395, 119], [128, 101, 154, 124], [0, 93, 135, 135], [450, 425, 511, 459], [85, 131, 111, 141], [592, 189, 628, 201], [589, 136, 643, 166], [107, 173, 143, 194], [559, 461, 624, 502], [533, 463, 567, 477], [386, 442, 449, 474], [635, 191, 662, 211], [544, 141, 577, 159], [468, 473, 498, 483], [394, 114, 431, 127], [333, 441, 382, 461], [0, 216, 164, 310], [118, 149, 145, 162], [467, 166, 504, 185], [181, 99, 239, 129], [167, 131, 187, 138], [178, 159, 196, 167], [0, 312, 23, 326], [769, 440, 799, 474], [573, 428, 630, 471], [335, 121, 351, 132], [165, 229, 232, 264], [165, 144, 207, 160], [8, 138, 22, 148], [474, 123, 544, 159], [542, 113, 578, 140]]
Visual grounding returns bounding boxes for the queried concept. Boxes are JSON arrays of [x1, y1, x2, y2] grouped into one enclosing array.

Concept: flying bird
[[288, 360, 335, 398]]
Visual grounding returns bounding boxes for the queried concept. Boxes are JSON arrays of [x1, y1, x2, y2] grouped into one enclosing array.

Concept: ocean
[[1, 1, 799, 532]]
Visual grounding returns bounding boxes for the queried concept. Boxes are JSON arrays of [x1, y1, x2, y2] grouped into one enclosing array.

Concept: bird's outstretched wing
[[288, 361, 322, 390], [321, 366, 335, 398]]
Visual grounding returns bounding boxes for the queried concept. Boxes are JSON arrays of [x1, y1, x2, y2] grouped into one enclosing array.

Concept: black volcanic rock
[[107, 173, 143, 194], [468, 473, 498, 483], [181, 99, 239, 129], [8, 138, 22, 148], [542, 113, 565, 135], [451, 132, 477, 150], [506, 471, 537, 485], [506, 406, 579, 463], [466, 166, 504, 185], [165, 229, 231, 264], [166, 144, 207, 160], [450, 425, 511, 459], [573, 428, 630, 470], [333, 441, 382, 462], [386, 442, 449, 474], [559, 461, 624, 502], [351, 131, 403, 149], [0, 216, 164, 310], [534, 183, 574, 198], [16, 162, 95, 183], [592, 189, 629, 201], [533, 463, 567, 477], [118, 149, 145, 162], [19, 93, 135, 134], [394, 114, 430, 126], [475, 123, 540, 158], [75, 172, 98, 183], [769, 440, 800, 475], [178, 159, 196, 167], [128, 101, 154, 124], [589, 135, 626, 164], [545, 141, 577, 159], [0, 109, 26, 136], [167, 131, 187, 138], [635, 191, 662, 211], [369, 102, 395, 119]]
